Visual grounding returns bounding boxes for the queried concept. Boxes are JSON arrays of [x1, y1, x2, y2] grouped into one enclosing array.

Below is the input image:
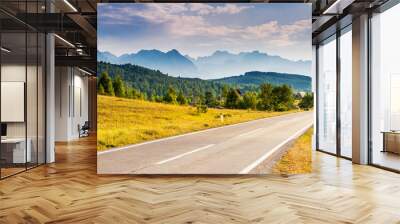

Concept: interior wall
[[1, 64, 27, 138], [73, 71, 89, 137], [55, 66, 70, 141], [55, 66, 89, 141], [1, 60, 46, 173]]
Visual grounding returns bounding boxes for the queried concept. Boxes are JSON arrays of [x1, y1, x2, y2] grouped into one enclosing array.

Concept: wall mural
[[97, 3, 313, 174]]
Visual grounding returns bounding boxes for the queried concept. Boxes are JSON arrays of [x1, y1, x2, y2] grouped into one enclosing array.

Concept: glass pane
[[1, 31, 27, 177], [0, 1, 46, 178], [318, 36, 337, 154], [340, 28, 352, 158], [371, 4, 400, 171]]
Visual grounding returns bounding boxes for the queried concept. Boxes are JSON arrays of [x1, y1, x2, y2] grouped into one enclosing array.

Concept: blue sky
[[98, 3, 311, 61]]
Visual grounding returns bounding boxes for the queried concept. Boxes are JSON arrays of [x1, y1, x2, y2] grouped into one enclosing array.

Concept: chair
[[79, 121, 90, 138]]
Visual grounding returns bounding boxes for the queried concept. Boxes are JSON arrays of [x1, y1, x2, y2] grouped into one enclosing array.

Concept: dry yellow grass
[[98, 95, 299, 151], [272, 128, 313, 174]]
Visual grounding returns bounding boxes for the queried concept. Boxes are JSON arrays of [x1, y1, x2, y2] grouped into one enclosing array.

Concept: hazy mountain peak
[[99, 50, 113, 55], [97, 49, 311, 78], [167, 49, 180, 54], [212, 50, 231, 56], [248, 50, 262, 55], [184, 54, 195, 62], [136, 49, 163, 55]]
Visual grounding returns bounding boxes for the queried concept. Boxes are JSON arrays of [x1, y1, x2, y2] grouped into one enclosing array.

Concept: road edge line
[[239, 123, 313, 174]]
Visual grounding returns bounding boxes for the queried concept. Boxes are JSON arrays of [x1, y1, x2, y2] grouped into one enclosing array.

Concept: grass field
[[272, 128, 313, 174], [98, 95, 300, 151]]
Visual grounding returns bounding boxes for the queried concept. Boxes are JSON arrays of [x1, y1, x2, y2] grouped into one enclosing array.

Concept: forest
[[97, 67, 313, 112]]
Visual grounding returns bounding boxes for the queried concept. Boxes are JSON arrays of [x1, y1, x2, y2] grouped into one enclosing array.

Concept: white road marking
[[239, 123, 313, 174], [97, 112, 310, 155], [156, 144, 215, 165], [236, 128, 263, 138]]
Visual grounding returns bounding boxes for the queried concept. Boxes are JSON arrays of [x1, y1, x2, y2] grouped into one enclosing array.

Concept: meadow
[[97, 95, 299, 151], [273, 128, 313, 174]]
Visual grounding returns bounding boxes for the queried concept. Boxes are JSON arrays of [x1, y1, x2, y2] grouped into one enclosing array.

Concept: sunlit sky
[[98, 3, 311, 61]]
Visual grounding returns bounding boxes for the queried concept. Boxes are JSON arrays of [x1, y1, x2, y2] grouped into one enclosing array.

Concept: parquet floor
[[1, 135, 400, 223]]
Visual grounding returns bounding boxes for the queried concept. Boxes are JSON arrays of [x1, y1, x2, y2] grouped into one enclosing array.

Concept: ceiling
[[0, 0, 392, 72]]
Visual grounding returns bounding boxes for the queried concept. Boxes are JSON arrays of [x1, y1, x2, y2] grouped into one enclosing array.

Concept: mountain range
[[214, 71, 311, 93], [97, 49, 311, 79]]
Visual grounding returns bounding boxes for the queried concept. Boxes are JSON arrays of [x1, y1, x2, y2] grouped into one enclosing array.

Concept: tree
[[221, 85, 229, 99], [97, 62, 227, 103], [155, 95, 163, 103], [271, 84, 294, 111], [149, 90, 157, 102], [113, 75, 126, 97], [196, 103, 208, 114], [163, 86, 177, 104], [98, 71, 114, 96], [225, 88, 241, 108], [204, 91, 216, 107], [299, 93, 314, 110], [98, 83, 105, 95], [150, 94, 156, 102], [258, 83, 273, 110], [125, 86, 134, 98], [215, 85, 229, 106], [242, 91, 258, 110], [126, 86, 142, 99], [176, 91, 187, 105]]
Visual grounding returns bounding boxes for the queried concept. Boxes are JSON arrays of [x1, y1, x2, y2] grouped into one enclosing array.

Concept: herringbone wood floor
[[1, 135, 400, 224]]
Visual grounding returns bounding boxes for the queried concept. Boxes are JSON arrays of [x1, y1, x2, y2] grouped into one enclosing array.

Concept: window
[[317, 35, 337, 154], [370, 3, 400, 171], [339, 27, 352, 158]]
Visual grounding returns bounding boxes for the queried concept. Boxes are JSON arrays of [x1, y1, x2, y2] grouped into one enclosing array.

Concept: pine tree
[[176, 91, 187, 105], [163, 86, 177, 104], [113, 75, 126, 97], [98, 71, 114, 96], [225, 88, 240, 108], [98, 83, 105, 95], [204, 91, 216, 107]]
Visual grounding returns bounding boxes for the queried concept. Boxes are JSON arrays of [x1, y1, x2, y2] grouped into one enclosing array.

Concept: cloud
[[166, 18, 310, 48], [99, 3, 253, 25], [187, 3, 214, 15], [215, 4, 253, 14], [240, 19, 311, 46], [98, 3, 311, 59], [188, 3, 253, 15]]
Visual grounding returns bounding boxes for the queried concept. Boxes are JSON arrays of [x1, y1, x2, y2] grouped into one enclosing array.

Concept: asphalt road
[[97, 111, 313, 174]]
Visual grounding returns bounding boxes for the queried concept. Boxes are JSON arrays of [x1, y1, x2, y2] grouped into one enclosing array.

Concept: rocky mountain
[[195, 50, 311, 78], [98, 49, 198, 77]]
